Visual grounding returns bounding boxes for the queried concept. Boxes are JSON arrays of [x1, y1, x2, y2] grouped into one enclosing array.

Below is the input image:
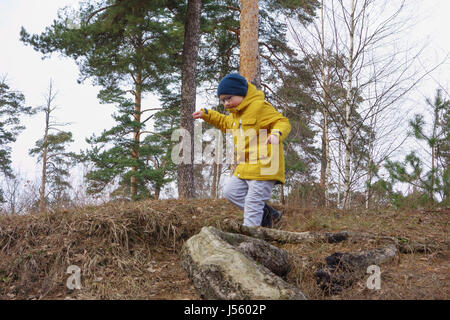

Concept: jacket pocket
[[241, 118, 257, 136], [241, 118, 256, 126]]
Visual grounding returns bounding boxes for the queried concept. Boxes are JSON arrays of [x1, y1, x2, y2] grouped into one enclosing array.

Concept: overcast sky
[[0, 0, 449, 184]]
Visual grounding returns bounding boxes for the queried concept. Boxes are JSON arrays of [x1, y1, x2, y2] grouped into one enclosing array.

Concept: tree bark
[[131, 72, 142, 200], [343, 0, 356, 210], [239, 0, 261, 88], [39, 80, 56, 213], [154, 185, 161, 200], [338, 128, 342, 207], [228, 0, 261, 177], [324, 112, 330, 207], [211, 163, 222, 199], [178, 0, 202, 199], [431, 104, 439, 202], [365, 114, 376, 209], [39, 105, 50, 213], [219, 221, 443, 253], [319, 0, 330, 207], [219, 220, 351, 244], [321, 111, 330, 206]]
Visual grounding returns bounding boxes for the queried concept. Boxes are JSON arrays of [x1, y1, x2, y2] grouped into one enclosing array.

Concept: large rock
[[315, 244, 398, 294], [180, 226, 307, 300]]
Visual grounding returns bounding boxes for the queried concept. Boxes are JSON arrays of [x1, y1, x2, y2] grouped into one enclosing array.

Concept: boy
[[192, 73, 291, 228]]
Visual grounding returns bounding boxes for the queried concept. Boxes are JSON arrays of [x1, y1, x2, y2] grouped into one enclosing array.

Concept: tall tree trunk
[[323, 111, 330, 207], [239, 0, 261, 88], [229, 0, 261, 178], [319, 0, 330, 207], [430, 105, 438, 202], [320, 112, 330, 207], [365, 114, 376, 210], [40, 112, 49, 213], [178, 0, 201, 199], [211, 165, 217, 199], [338, 120, 343, 208], [155, 185, 161, 200], [365, 161, 373, 210], [320, 117, 327, 189], [343, 0, 356, 210], [131, 72, 142, 200], [39, 81, 55, 213], [211, 163, 222, 199], [319, 0, 325, 195]]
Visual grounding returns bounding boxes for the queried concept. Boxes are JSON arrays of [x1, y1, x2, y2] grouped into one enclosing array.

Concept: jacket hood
[[229, 81, 264, 113]]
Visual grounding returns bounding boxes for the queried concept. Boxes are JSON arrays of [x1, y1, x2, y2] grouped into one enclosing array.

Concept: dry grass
[[277, 204, 449, 300], [0, 199, 448, 300], [0, 199, 239, 300]]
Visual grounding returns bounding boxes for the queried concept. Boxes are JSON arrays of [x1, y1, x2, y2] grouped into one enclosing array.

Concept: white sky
[[0, 0, 449, 185], [0, 0, 161, 182]]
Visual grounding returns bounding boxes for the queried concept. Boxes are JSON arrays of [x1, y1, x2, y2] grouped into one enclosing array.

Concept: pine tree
[[385, 89, 450, 207], [141, 95, 180, 199], [29, 80, 75, 212], [0, 78, 34, 202], [21, 1, 185, 201], [21, 0, 320, 201], [178, 0, 202, 199], [30, 132, 75, 209]]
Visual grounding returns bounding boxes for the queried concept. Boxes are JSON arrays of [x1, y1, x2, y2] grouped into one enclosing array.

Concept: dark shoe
[[261, 203, 282, 228], [270, 205, 282, 226], [261, 206, 272, 228]]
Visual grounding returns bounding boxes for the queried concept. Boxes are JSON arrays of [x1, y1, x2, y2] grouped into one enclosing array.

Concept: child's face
[[219, 95, 244, 109]]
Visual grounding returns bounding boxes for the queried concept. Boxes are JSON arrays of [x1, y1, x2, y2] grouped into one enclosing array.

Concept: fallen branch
[[219, 220, 443, 253], [219, 220, 350, 244], [346, 231, 442, 253]]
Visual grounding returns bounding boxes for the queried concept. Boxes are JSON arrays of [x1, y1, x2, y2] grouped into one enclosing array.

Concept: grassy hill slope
[[0, 199, 448, 300]]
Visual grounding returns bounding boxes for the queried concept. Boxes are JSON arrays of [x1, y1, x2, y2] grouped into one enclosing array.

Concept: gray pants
[[223, 176, 276, 227]]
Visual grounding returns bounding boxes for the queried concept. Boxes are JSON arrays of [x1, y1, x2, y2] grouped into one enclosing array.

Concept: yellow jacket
[[202, 82, 291, 184]]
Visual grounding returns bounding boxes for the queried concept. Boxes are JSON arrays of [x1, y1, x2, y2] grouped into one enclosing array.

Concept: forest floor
[[0, 199, 448, 300]]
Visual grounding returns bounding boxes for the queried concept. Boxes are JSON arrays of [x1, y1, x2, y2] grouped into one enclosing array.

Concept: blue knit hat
[[217, 73, 248, 97]]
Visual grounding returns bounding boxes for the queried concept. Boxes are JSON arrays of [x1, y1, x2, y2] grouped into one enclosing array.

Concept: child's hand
[[192, 110, 204, 119], [266, 134, 279, 145]]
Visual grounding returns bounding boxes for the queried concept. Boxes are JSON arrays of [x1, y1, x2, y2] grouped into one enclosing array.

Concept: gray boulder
[[180, 226, 307, 300]]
